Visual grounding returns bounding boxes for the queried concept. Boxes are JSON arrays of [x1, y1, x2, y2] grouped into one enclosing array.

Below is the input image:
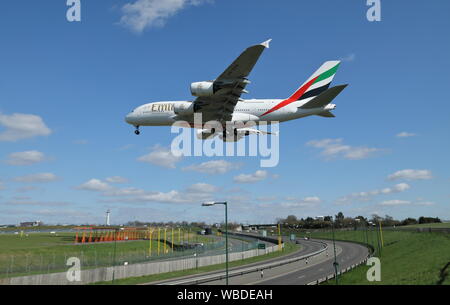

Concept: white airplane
[[125, 39, 347, 141]]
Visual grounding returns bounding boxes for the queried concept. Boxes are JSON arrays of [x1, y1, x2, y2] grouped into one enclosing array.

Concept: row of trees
[[124, 220, 242, 231], [276, 213, 442, 229]]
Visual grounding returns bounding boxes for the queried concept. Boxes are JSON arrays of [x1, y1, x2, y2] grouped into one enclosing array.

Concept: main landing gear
[[134, 126, 140, 135]]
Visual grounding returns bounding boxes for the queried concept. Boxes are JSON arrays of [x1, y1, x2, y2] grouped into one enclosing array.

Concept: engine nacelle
[[190, 81, 217, 97], [173, 102, 194, 115]]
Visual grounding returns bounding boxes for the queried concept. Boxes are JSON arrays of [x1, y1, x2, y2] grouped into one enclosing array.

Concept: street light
[[331, 217, 339, 285], [202, 201, 228, 285]]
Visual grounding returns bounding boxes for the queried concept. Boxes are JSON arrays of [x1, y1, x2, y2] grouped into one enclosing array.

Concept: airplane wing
[[192, 39, 272, 123]]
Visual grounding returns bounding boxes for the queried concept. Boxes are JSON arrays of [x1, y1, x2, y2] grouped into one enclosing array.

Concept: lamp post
[[331, 217, 339, 285], [202, 201, 228, 285]]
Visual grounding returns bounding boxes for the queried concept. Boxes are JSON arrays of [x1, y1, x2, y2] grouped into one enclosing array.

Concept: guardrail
[[306, 257, 370, 285], [306, 240, 372, 285], [160, 238, 328, 285]]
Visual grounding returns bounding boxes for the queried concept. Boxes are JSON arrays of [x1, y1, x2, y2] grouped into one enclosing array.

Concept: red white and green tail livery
[[125, 39, 348, 141], [261, 61, 342, 117]]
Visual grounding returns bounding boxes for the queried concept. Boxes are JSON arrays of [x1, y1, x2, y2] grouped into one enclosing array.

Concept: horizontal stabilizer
[[317, 111, 335, 118], [300, 84, 348, 109]]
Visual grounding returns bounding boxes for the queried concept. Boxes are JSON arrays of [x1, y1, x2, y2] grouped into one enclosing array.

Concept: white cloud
[[105, 176, 129, 184], [306, 138, 380, 160], [415, 201, 435, 206], [120, 0, 211, 33], [103, 187, 146, 197], [0, 113, 51, 142], [182, 160, 240, 174], [6, 150, 46, 166], [5, 200, 71, 207], [378, 183, 411, 194], [387, 169, 432, 181], [233, 170, 268, 183], [14, 173, 59, 183], [103, 186, 214, 204], [281, 196, 321, 208], [396, 132, 417, 138], [336, 183, 411, 205], [80, 179, 218, 205], [137, 146, 182, 168], [186, 183, 219, 193], [77, 179, 112, 192], [379, 199, 411, 206]]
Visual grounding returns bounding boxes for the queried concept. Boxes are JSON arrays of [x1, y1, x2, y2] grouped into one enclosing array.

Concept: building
[[20, 221, 42, 227]]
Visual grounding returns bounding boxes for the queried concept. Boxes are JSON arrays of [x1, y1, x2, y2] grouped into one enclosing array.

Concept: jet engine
[[190, 81, 217, 97], [173, 102, 194, 115]]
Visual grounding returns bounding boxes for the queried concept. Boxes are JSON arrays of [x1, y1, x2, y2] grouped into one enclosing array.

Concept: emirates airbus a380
[[125, 39, 348, 142]]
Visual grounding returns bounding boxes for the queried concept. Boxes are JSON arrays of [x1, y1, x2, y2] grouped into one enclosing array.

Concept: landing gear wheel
[[134, 126, 140, 135]]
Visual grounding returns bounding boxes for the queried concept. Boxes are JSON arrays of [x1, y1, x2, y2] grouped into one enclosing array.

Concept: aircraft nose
[[125, 112, 136, 124]]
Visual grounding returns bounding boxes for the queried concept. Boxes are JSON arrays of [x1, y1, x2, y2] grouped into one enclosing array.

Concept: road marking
[[298, 275, 305, 279]]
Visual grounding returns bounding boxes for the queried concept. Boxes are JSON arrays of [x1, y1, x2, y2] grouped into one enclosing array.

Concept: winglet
[[261, 39, 272, 48]]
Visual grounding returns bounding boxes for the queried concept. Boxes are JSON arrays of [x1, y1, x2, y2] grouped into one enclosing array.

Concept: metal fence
[[0, 236, 272, 285], [0, 236, 261, 280]]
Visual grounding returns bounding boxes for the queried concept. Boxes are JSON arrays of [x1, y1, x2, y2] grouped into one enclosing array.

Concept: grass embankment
[[93, 242, 299, 285], [0, 232, 216, 278], [400, 222, 450, 229], [298, 229, 450, 285]]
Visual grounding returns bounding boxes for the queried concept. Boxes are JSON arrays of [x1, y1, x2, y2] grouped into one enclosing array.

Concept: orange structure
[[73, 226, 151, 244]]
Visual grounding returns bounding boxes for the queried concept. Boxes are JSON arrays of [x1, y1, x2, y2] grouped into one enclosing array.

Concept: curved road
[[153, 238, 368, 285], [255, 240, 368, 285]]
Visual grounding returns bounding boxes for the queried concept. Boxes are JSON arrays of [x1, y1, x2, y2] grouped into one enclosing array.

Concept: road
[[255, 240, 367, 285], [155, 238, 368, 285]]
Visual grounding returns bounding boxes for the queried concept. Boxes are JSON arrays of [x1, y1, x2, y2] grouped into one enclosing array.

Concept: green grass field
[[400, 222, 450, 229], [297, 229, 450, 285], [93, 242, 299, 285], [0, 232, 218, 278]]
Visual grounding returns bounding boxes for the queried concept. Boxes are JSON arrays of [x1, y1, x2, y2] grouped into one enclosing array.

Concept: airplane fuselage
[[125, 99, 336, 127]]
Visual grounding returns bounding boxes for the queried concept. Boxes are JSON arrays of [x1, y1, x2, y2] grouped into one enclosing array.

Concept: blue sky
[[0, 0, 449, 225]]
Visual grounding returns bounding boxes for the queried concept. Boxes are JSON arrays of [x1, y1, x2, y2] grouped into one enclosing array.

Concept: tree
[[285, 215, 298, 226], [418, 217, 441, 224], [401, 218, 417, 226]]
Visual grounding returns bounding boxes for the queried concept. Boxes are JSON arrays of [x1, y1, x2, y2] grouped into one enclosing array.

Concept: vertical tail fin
[[288, 60, 341, 101]]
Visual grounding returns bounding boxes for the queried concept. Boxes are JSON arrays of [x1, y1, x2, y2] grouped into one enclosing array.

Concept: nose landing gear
[[134, 126, 140, 135]]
